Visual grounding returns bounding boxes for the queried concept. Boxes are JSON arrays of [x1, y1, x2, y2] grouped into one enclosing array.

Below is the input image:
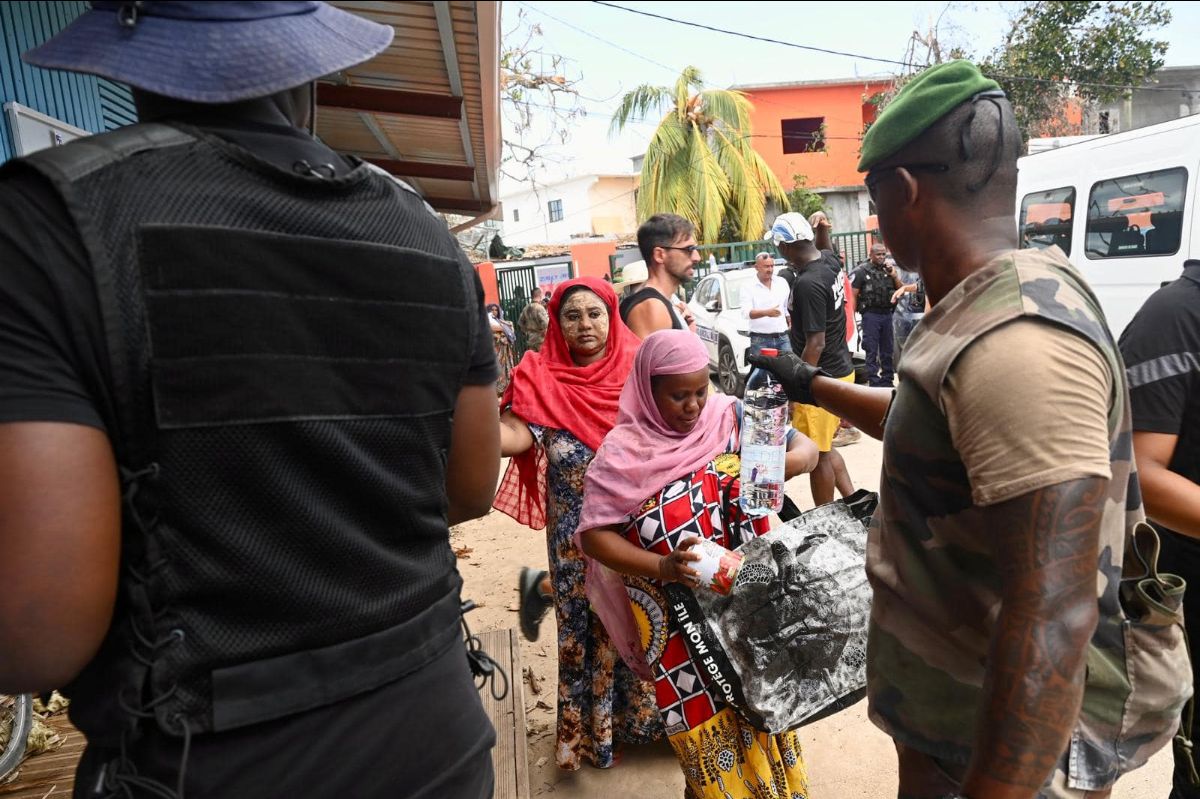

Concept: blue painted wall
[[0, 1, 136, 164]]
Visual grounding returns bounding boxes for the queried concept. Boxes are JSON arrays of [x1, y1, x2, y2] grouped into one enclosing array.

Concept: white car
[[689, 264, 787, 397], [690, 262, 864, 396]]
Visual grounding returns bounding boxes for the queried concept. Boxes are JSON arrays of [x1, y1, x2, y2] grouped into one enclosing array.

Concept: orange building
[[735, 77, 895, 232]]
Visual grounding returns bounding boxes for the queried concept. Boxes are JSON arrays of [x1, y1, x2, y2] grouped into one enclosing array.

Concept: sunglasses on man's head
[[865, 162, 950, 198]]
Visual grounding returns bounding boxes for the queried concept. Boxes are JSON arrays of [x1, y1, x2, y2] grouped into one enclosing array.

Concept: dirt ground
[[452, 432, 1173, 798]]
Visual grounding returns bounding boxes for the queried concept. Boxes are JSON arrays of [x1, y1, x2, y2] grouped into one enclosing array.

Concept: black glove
[[746, 351, 829, 406]]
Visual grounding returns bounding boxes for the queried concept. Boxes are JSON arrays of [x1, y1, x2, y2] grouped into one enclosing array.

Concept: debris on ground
[[523, 666, 544, 695]]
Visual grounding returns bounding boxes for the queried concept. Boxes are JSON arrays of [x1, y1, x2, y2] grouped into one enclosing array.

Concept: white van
[[1015, 114, 1199, 338]]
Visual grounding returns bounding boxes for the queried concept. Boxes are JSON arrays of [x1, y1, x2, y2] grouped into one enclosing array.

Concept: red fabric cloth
[[493, 277, 639, 529]]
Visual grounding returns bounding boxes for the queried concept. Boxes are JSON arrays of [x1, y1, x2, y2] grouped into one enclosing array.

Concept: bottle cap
[[760, 348, 778, 357]]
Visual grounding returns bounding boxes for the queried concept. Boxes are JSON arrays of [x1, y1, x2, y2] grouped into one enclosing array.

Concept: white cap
[[765, 212, 815, 245], [613, 260, 648, 287]]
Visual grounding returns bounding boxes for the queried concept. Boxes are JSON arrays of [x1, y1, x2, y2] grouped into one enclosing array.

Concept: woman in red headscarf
[[495, 277, 662, 771]]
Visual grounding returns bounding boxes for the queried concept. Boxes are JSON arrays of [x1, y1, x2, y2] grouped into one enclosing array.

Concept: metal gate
[[496, 264, 538, 359], [832, 230, 871, 268]]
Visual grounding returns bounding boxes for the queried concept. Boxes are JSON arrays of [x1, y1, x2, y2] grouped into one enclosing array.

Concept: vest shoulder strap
[[19, 123, 194, 184]]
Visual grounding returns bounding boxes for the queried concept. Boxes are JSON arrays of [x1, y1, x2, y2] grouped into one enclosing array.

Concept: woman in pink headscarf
[[578, 329, 818, 799]]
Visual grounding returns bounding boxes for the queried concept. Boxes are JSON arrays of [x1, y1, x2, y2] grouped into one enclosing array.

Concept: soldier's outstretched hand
[[746, 352, 829, 406]]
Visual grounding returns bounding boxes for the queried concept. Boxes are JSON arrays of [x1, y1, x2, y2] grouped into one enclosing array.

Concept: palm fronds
[[613, 66, 787, 243]]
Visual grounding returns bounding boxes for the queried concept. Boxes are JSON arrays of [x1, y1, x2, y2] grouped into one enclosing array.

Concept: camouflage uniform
[[518, 300, 549, 351], [867, 247, 1192, 796]]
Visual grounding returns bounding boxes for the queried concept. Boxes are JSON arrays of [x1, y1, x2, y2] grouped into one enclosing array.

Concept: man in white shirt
[[743, 251, 792, 355]]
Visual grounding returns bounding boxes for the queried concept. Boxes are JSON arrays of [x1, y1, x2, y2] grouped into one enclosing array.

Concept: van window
[[1020, 187, 1076, 255], [1085, 167, 1188, 259]]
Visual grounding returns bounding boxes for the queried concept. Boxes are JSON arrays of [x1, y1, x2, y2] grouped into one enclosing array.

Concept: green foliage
[[610, 66, 790, 244], [786, 175, 827, 218], [980, 1, 1171, 138]]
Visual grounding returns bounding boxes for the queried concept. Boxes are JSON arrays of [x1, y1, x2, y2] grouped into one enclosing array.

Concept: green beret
[[858, 60, 1001, 172]]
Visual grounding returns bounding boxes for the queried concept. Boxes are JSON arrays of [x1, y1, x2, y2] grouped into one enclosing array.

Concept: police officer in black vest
[[851, 242, 903, 386], [0, 3, 501, 797]]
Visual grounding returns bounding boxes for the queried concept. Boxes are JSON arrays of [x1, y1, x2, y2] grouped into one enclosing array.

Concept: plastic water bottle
[[740, 348, 788, 516]]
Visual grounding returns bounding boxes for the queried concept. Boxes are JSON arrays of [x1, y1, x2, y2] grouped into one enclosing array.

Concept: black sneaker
[[519, 567, 551, 641]]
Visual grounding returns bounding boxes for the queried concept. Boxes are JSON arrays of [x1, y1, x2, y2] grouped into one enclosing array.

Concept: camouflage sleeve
[[942, 318, 1113, 506]]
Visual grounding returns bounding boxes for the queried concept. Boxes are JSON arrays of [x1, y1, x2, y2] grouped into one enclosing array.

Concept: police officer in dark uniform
[[851, 243, 903, 386], [0, 3, 501, 797]]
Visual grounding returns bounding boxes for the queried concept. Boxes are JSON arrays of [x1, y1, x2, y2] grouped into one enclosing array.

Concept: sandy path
[[453, 433, 1172, 798]]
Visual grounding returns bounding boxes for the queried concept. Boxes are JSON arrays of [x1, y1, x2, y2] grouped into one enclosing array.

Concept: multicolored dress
[[530, 424, 663, 770], [619, 422, 809, 799], [492, 327, 516, 396]]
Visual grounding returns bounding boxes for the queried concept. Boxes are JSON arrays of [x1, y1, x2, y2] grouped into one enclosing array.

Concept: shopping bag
[[665, 489, 877, 733]]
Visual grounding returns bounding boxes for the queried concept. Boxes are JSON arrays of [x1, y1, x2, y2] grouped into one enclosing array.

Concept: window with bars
[[781, 117, 825, 154], [548, 199, 563, 222]]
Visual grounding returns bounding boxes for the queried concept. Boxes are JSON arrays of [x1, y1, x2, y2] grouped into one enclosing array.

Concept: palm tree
[[610, 66, 788, 243]]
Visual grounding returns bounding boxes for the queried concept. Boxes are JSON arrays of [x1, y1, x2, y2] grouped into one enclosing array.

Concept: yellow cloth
[[790, 372, 856, 451], [670, 708, 809, 799]]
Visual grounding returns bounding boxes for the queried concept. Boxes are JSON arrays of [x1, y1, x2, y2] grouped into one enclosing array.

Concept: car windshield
[[723, 272, 759, 310]]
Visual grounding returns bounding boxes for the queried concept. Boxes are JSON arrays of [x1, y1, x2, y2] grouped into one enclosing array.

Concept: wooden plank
[[474, 628, 530, 799], [508, 629, 531, 799], [365, 157, 475, 181], [317, 83, 462, 119], [0, 718, 83, 799]]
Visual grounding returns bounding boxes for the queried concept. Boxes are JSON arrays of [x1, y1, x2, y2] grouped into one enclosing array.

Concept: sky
[[499, 0, 1200, 195]]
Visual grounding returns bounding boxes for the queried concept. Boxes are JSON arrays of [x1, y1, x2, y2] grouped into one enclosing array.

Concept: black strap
[[620, 288, 683, 330], [662, 582, 769, 730]]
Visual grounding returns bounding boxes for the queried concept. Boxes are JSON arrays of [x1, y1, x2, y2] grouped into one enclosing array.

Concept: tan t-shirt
[[942, 317, 1113, 506]]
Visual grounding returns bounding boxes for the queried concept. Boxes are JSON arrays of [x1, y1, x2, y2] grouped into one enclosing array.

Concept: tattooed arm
[[960, 476, 1106, 799]]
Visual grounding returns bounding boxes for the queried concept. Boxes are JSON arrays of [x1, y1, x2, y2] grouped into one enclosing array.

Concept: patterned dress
[[530, 424, 663, 770], [619, 424, 809, 799], [492, 328, 516, 397]]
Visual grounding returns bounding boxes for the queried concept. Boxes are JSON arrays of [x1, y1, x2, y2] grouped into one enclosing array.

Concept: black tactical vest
[[13, 124, 476, 744], [859, 264, 895, 312]]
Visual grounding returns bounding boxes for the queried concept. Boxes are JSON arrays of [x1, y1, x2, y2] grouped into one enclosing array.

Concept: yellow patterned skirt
[[671, 708, 808, 799]]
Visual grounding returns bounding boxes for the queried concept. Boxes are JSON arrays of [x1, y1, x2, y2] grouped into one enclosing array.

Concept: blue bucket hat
[[22, 1, 394, 104]]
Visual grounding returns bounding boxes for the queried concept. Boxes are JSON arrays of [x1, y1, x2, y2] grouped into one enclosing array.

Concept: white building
[[500, 173, 639, 247]]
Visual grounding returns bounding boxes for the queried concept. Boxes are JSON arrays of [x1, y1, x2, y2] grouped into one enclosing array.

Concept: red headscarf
[[493, 277, 639, 529]]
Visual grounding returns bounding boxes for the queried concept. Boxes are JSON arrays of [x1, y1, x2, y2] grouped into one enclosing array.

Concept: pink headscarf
[[576, 329, 738, 677]]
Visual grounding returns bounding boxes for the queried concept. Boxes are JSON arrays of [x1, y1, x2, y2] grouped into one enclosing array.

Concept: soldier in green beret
[[750, 60, 1190, 798]]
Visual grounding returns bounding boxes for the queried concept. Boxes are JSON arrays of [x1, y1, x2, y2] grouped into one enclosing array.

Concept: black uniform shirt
[[1119, 260, 1200, 498]]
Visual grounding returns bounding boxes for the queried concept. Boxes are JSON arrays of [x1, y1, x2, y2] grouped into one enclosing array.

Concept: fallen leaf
[[535, 699, 553, 711], [453, 545, 473, 559], [507, 604, 520, 612], [535, 756, 548, 768], [523, 665, 544, 695]]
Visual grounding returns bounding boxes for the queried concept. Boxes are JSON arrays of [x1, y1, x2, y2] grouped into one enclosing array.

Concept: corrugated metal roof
[[320, 2, 501, 219]]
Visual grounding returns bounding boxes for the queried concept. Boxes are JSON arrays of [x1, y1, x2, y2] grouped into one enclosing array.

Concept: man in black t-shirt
[[1119, 259, 1200, 799], [0, 4, 500, 797], [766, 212, 857, 506]]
